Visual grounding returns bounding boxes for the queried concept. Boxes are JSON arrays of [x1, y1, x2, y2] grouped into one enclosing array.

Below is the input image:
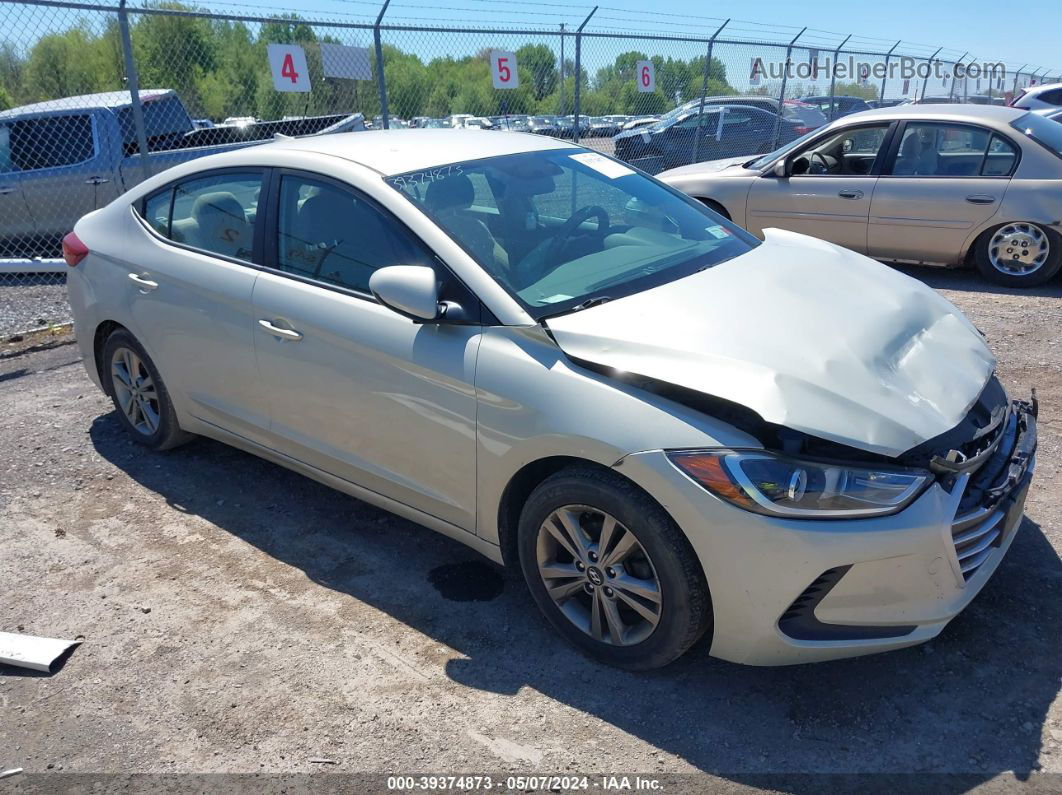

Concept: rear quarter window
[[7, 114, 95, 170]]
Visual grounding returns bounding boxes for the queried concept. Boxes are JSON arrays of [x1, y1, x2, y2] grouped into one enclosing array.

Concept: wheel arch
[[696, 197, 732, 220], [92, 319, 130, 396]]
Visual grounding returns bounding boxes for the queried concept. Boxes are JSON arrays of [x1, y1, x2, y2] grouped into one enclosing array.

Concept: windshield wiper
[[571, 295, 612, 311]]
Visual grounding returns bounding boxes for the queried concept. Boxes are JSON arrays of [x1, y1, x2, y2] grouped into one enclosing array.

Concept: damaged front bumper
[[616, 398, 1037, 666]]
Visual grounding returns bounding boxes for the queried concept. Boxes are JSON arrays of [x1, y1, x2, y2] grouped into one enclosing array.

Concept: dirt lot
[[1, 266, 1061, 790]]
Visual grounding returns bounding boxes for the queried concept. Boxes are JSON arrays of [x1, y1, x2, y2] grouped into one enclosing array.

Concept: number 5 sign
[[490, 50, 519, 89], [268, 44, 311, 92], [635, 60, 655, 93]]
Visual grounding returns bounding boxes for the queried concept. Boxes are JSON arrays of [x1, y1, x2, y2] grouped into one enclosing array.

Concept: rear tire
[[973, 222, 1062, 287], [517, 466, 712, 670], [102, 329, 192, 451]]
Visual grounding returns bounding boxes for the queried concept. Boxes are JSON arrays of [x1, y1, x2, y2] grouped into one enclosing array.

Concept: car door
[[13, 111, 121, 253], [745, 122, 894, 253], [0, 123, 36, 253], [867, 121, 1016, 264], [126, 168, 271, 442], [251, 170, 481, 530], [716, 107, 771, 158]]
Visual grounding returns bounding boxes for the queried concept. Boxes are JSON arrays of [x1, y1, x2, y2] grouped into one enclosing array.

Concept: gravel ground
[[0, 276, 71, 337], [1, 266, 1061, 791]]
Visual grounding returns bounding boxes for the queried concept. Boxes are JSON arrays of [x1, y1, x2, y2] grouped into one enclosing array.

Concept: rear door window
[[140, 171, 262, 262], [891, 123, 1016, 176], [8, 114, 95, 171]]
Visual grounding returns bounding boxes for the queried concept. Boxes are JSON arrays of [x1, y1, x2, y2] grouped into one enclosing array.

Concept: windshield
[[1011, 112, 1062, 158], [386, 149, 757, 319], [745, 127, 823, 170]]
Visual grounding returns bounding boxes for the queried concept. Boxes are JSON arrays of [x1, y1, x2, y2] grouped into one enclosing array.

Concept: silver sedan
[[64, 131, 1035, 668], [659, 105, 1062, 287]]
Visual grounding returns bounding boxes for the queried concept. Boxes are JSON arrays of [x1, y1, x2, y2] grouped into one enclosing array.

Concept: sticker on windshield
[[540, 293, 573, 304], [569, 152, 634, 179], [705, 224, 731, 239]]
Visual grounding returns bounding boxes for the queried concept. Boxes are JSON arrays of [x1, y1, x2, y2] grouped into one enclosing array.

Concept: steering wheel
[[809, 151, 831, 175], [544, 205, 610, 267]]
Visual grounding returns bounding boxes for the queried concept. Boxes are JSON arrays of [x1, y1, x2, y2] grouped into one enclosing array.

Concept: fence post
[[691, 18, 729, 165], [374, 0, 391, 129], [948, 52, 967, 100], [117, 0, 152, 179], [559, 23, 566, 114], [572, 6, 596, 145], [827, 34, 851, 121], [920, 46, 942, 102], [771, 27, 805, 149], [880, 40, 900, 105]]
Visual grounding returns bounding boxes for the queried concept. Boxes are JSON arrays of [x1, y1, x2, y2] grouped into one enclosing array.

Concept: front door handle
[[838, 189, 864, 199], [127, 273, 158, 291], [85, 176, 111, 186], [966, 194, 996, 204], [258, 319, 303, 341]]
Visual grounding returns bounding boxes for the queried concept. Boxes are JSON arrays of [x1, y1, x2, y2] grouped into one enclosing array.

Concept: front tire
[[517, 466, 712, 670], [102, 329, 191, 451], [973, 222, 1062, 287]]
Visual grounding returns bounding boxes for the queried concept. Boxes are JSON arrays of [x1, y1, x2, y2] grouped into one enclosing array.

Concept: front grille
[[950, 505, 1006, 580]]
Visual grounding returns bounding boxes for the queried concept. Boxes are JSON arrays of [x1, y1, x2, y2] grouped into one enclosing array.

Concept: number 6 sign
[[490, 50, 519, 89], [268, 44, 311, 93], [635, 60, 655, 93]]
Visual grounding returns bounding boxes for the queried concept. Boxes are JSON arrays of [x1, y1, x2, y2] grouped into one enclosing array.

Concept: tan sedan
[[659, 105, 1062, 287]]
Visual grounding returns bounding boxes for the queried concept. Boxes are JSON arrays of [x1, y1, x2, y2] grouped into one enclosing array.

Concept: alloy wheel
[[535, 505, 662, 646], [110, 346, 160, 436], [988, 223, 1050, 276]]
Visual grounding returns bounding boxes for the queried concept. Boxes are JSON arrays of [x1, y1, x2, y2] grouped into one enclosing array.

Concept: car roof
[[1021, 81, 1062, 95], [839, 103, 1027, 125], [0, 89, 175, 119], [272, 129, 579, 175]]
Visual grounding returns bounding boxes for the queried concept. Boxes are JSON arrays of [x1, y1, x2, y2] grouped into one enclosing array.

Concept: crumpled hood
[[546, 229, 996, 457]]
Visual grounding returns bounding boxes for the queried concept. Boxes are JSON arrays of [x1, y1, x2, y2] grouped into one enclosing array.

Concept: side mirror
[[773, 159, 789, 178], [369, 265, 442, 322]]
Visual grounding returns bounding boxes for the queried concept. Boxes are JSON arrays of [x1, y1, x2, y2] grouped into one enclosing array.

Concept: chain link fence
[[1, 0, 1060, 334]]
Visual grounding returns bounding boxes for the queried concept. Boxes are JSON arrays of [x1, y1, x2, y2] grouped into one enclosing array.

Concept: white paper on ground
[[0, 631, 81, 673]]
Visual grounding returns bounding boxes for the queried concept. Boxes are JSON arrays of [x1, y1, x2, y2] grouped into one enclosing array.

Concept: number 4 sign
[[635, 60, 655, 93], [268, 44, 311, 93], [490, 50, 519, 89]]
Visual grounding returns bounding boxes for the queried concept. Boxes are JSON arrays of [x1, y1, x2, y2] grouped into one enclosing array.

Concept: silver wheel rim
[[110, 347, 160, 436], [988, 223, 1050, 276], [536, 505, 661, 646]]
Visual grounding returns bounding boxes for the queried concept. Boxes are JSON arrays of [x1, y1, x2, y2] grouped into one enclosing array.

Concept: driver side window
[[791, 124, 890, 176]]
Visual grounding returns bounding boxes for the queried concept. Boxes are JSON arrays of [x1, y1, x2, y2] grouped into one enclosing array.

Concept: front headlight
[[667, 450, 931, 519]]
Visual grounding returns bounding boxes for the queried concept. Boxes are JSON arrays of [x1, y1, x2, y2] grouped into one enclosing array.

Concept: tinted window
[[117, 95, 194, 153], [0, 125, 11, 172], [892, 123, 1013, 176], [167, 172, 261, 261], [277, 175, 430, 293], [7, 114, 94, 170]]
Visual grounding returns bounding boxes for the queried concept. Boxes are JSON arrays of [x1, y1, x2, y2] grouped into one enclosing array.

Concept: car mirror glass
[[368, 265, 441, 322]]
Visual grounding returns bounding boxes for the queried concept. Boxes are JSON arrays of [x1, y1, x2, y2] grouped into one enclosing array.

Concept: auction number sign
[[490, 50, 519, 89], [268, 44, 311, 92], [636, 60, 656, 92]]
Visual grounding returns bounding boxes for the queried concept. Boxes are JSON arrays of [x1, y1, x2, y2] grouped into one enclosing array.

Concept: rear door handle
[[258, 319, 303, 341], [84, 176, 111, 186], [127, 273, 158, 291], [966, 194, 996, 204], [838, 189, 864, 199]]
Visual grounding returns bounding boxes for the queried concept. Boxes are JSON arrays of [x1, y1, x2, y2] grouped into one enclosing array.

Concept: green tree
[[516, 43, 557, 101]]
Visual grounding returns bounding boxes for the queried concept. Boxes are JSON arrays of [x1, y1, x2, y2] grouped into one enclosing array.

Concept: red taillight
[[792, 125, 813, 135], [62, 232, 89, 267]]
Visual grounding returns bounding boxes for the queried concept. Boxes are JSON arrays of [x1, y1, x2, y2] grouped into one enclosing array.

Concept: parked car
[[613, 105, 807, 174], [1011, 81, 1062, 111], [0, 90, 364, 258], [799, 95, 873, 117], [621, 115, 660, 131], [587, 116, 624, 137], [658, 104, 1062, 287], [526, 116, 561, 136], [65, 129, 1036, 669]]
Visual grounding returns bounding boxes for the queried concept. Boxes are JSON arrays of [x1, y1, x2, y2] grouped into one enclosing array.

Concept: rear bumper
[[617, 400, 1036, 666]]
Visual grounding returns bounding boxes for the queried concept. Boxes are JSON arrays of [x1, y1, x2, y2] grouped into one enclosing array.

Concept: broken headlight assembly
[[667, 450, 932, 518]]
